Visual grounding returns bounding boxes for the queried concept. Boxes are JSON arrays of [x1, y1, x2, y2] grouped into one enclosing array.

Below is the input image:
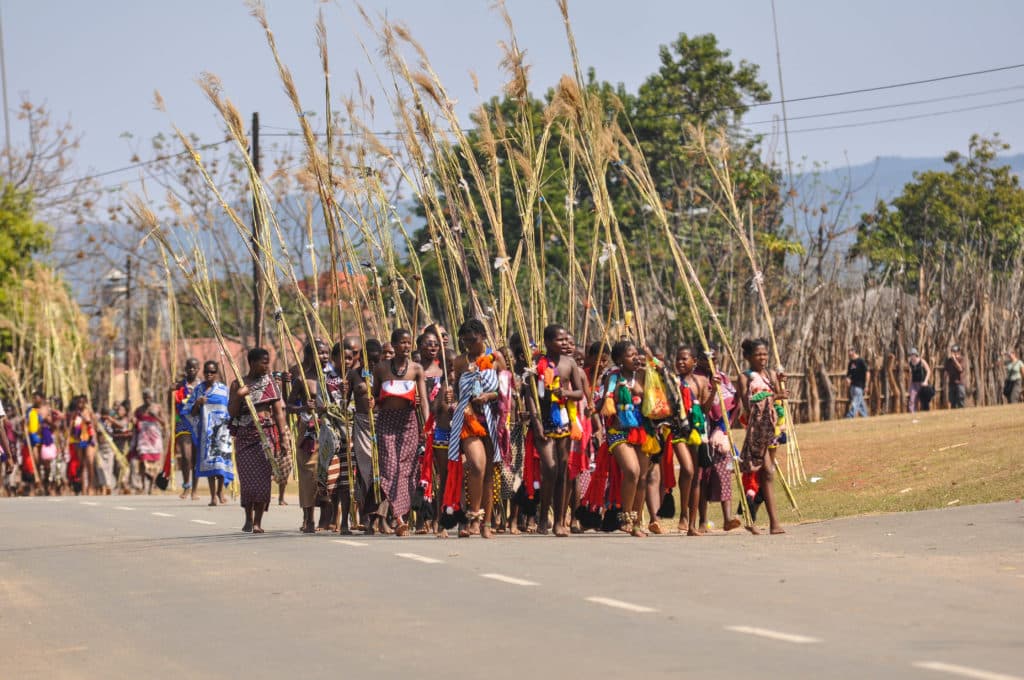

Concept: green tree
[[852, 134, 1024, 294], [0, 182, 51, 291]]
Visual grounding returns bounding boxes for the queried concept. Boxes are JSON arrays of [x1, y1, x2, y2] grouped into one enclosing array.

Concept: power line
[[631, 62, 1024, 124], [744, 83, 1024, 126], [53, 62, 1024, 190], [771, 96, 1024, 135], [743, 62, 1024, 111], [50, 138, 234, 190]]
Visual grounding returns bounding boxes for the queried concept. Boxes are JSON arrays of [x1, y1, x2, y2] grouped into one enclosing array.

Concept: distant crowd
[[843, 346, 1023, 418]]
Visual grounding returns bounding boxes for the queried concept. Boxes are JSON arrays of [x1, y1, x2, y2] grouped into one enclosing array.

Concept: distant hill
[[797, 152, 1024, 212]]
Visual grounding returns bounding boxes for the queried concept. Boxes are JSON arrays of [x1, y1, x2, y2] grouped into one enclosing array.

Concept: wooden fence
[[756, 357, 967, 423]]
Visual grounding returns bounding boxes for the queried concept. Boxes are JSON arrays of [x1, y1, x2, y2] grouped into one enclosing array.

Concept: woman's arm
[[227, 380, 245, 418]]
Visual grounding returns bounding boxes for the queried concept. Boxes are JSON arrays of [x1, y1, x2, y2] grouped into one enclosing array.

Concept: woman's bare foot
[[415, 527, 429, 535], [648, 521, 664, 535], [219, 495, 228, 505], [395, 522, 409, 537], [208, 500, 217, 507], [770, 525, 786, 535], [480, 524, 493, 539], [436, 528, 449, 539], [242, 520, 253, 533], [190, 493, 197, 501], [278, 499, 288, 506], [746, 525, 762, 535], [179, 490, 187, 500], [510, 524, 521, 535], [631, 525, 647, 537], [339, 527, 352, 535], [253, 526, 265, 534], [723, 518, 742, 531], [687, 527, 704, 536]]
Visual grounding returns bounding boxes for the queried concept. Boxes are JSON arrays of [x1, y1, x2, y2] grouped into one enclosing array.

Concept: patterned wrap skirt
[[233, 415, 280, 509], [376, 407, 420, 519]]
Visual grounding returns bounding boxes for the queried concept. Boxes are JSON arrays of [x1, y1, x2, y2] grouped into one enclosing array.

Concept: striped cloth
[[448, 366, 501, 463]]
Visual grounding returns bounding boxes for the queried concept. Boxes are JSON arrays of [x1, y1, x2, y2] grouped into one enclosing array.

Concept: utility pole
[[124, 254, 132, 403], [0, 2, 12, 177], [251, 112, 264, 347]]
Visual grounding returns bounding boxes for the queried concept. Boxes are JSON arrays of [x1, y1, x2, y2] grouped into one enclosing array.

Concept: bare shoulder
[[491, 350, 508, 372]]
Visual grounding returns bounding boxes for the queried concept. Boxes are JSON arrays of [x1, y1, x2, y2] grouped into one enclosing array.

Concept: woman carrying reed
[[372, 329, 429, 536], [447, 319, 510, 539], [289, 339, 332, 533], [414, 329, 446, 535], [737, 338, 786, 535], [599, 341, 651, 537], [229, 348, 291, 534], [172, 358, 201, 500]]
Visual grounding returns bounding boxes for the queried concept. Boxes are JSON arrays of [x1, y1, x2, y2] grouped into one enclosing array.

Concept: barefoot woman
[[229, 348, 291, 534], [189, 360, 234, 506], [372, 329, 429, 536], [600, 341, 650, 537], [448, 319, 509, 539], [737, 338, 786, 535]]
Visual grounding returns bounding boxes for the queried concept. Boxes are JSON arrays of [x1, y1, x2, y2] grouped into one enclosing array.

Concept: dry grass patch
[[774, 404, 1024, 522]]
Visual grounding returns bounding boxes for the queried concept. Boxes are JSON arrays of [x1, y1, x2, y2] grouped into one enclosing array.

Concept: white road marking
[[585, 597, 657, 613], [395, 552, 442, 564], [190, 519, 216, 525], [913, 661, 1023, 680], [481, 573, 539, 586], [114, 506, 135, 511], [47, 498, 64, 503], [725, 625, 820, 644], [80, 501, 98, 506], [333, 539, 368, 547], [152, 512, 175, 518]]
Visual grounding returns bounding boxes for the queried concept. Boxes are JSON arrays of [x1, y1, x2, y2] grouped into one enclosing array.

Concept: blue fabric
[[186, 381, 234, 482], [845, 386, 869, 418]]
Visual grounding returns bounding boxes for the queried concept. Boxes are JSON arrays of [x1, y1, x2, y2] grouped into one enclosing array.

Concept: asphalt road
[[1, 495, 1022, 680]]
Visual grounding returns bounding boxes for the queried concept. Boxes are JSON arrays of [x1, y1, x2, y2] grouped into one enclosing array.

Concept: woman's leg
[[759, 450, 785, 535], [176, 436, 191, 498], [686, 445, 702, 535], [252, 503, 266, 533], [612, 444, 640, 531], [672, 441, 694, 531], [644, 461, 661, 530], [631, 453, 651, 537], [208, 476, 218, 505], [481, 460, 495, 539], [463, 437, 486, 537], [81, 446, 93, 495], [242, 502, 254, 532]]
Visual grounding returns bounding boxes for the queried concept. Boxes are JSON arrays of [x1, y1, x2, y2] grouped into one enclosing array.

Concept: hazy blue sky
[[5, 0, 1024, 191]]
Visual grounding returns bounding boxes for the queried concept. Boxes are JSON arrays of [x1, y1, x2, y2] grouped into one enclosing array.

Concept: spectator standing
[[845, 348, 870, 418], [944, 345, 967, 409], [907, 349, 932, 413], [1003, 351, 1023, 404]]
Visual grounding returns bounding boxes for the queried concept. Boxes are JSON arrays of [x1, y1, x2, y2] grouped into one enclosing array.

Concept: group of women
[[2, 388, 173, 497], [2, 318, 790, 539], [217, 318, 789, 538]]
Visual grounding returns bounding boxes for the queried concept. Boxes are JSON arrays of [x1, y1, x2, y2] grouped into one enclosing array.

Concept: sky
[[5, 0, 1024, 197]]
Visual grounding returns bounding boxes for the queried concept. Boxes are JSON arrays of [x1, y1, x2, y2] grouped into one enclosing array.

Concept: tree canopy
[[853, 134, 1024, 294]]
